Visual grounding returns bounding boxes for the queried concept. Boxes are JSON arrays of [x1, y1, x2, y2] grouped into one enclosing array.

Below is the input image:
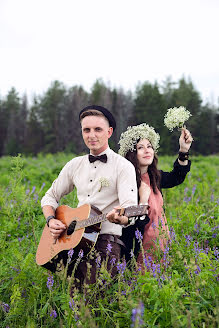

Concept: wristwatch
[[46, 215, 55, 227]]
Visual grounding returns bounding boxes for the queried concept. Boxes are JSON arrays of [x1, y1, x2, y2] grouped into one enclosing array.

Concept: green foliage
[[0, 154, 218, 327]]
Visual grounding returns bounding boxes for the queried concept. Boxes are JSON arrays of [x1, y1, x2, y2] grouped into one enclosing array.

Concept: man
[[41, 105, 138, 286]]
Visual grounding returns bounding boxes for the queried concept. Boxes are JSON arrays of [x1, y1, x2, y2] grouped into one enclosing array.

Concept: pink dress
[[137, 172, 170, 265]]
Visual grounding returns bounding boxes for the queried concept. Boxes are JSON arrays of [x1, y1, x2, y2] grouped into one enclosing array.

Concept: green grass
[[0, 153, 218, 327]]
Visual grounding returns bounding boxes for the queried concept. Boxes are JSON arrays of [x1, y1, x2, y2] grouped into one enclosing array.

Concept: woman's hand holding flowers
[[179, 128, 193, 153]]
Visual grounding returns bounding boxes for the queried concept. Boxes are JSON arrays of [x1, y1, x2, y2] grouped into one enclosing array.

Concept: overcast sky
[[0, 0, 219, 105]]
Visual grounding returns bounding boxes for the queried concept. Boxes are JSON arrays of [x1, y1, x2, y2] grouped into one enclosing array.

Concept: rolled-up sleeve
[[41, 162, 74, 210]]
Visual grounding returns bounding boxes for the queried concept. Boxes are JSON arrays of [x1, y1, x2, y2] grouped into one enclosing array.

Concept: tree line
[[0, 76, 218, 157]]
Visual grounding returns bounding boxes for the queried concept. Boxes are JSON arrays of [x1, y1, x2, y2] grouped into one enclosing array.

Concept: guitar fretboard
[[75, 214, 107, 230], [74, 205, 148, 231]]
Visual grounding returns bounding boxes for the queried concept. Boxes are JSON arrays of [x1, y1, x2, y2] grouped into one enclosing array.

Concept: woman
[[119, 123, 193, 264]]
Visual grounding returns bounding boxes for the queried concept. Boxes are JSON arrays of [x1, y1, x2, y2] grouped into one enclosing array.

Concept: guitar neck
[[74, 204, 148, 231], [75, 214, 107, 230]]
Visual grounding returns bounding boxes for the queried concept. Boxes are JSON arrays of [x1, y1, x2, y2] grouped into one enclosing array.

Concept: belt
[[98, 234, 126, 248]]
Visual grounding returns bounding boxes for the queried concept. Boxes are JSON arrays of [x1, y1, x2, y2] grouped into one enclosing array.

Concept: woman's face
[[136, 139, 154, 169]]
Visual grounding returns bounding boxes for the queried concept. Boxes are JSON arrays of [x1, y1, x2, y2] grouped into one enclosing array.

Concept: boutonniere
[[99, 177, 110, 192]]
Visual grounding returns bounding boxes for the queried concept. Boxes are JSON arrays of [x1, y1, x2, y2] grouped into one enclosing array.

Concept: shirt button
[[88, 195, 90, 197], [90, 180, 92, 182], [94, 166, 96, 168]]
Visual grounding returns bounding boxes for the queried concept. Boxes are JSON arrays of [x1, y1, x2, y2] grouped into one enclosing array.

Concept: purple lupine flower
[[184, 196, 191, 203], [117, 260, 127, 275], [46, 274, 54, 290], [110, 257, 116, 265], [95, 255, 101, 268], [130, 250, 134, 258], [34, 194, 39, 202], [194, 265, 201, 275], [143, 256, 150, 270], [31, 186, 36, 194], [211, 194, 214, 202], [39, 182, 46, 192], [135, 229, 143, 242], [11, 266, 20, 273], [69, 298, 79, 321], [25, 189, 30, 195], [192, 185, 197, 195], [185, 234, 192, 246], [152, 263, 157, 278], [196, 197, 200, 204], [169, 226, 176, 241], [184, 187, 189, 194], [131, 302, 144, 327], [50, 309, 57, 319], [194, 223, 200, 234], [78, 249, 84, 258], [2, 303, 10, 313], [106, 242, 112, 254], [67, 248, 74, 264], [151, 221, 156, 229]]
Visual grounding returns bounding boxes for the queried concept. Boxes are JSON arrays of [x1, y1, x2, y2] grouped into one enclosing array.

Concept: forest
[[0, 76, 218, 157]]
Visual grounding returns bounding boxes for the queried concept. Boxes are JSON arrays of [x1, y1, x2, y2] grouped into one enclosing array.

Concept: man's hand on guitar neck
[[43, 205, 66, 239], [106, 207, 129, 226]]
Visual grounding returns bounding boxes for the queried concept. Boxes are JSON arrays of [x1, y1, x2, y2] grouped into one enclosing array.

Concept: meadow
[[0, 153, 218, 328]]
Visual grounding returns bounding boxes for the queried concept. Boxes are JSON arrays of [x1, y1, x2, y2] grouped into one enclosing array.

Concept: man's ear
[[108, 127, 113, 138]]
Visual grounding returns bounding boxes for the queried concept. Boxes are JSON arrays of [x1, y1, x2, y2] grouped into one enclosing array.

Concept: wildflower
[[1, 302, 10, 313], [31, 186, 36, 194], [164, 106, 192, 131], [67, 248, 74, 264], [118, 123, 160, 157], [98, 177, 110, 192], [69, 298, 79, 321], [47, 273, 54, 290], [169, 226, 176, 241], [50, 309, 57, 319], [106, 242, 112, 254], [117, 260, 126, 275], [39, 182, 45, 192], [185, 234, 192, 246], [95, 255, 101, 268], [131, 302, 144, 327], [192, 185, 197, 195], [135, 229, 143, 242], [194, 265, 201, 275], [78, 249, 84, 258], [110, 257, 116, 265]]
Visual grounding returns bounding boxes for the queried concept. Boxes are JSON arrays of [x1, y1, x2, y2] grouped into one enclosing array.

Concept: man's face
[[81, 115, 113, 155]]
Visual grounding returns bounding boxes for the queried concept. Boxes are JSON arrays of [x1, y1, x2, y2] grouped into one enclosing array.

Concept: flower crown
[[118, 123, 160, 157]]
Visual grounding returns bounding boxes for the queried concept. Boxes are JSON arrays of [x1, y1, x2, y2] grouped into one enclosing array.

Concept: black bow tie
[[89, 154, 107, 163]]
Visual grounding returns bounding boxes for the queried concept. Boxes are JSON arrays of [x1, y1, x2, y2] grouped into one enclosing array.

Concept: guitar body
[[36, 204, 102, 272]]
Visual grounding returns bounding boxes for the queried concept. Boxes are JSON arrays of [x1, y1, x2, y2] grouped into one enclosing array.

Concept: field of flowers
[[0, 153, 218, 328]]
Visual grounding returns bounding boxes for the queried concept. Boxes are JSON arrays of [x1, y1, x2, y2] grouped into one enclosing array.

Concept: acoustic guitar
[[36, 203, 148, 272]]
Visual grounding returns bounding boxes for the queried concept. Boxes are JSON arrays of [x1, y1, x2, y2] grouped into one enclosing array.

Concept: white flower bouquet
[[164, 106, 192, 131]]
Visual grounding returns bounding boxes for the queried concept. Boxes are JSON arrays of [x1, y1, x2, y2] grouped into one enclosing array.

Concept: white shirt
[[41, 147, 138, 236]]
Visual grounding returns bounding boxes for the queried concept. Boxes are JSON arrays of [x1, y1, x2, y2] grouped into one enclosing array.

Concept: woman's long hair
[[125, 148, 161, 198]]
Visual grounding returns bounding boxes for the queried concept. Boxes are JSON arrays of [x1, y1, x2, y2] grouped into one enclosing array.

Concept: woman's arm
[[160, 128, 193, 189]]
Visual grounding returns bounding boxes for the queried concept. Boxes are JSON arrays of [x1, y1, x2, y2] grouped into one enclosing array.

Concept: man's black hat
[[79, 105, 116, 130]]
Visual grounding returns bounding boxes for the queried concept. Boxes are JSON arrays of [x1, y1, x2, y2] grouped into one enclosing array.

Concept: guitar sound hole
[[67, 221, 76, 235]]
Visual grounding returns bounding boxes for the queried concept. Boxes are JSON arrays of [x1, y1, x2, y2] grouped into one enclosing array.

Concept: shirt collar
[[90, 146, 111, 156]]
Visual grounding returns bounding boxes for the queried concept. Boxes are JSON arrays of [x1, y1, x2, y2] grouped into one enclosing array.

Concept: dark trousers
[[72, 234, 122, 289]]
